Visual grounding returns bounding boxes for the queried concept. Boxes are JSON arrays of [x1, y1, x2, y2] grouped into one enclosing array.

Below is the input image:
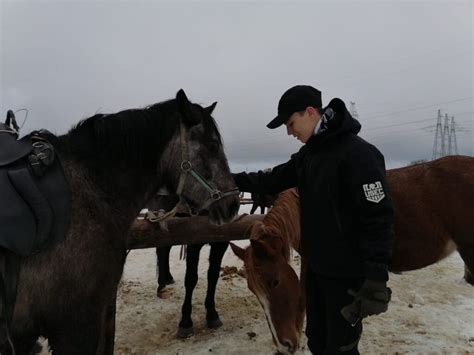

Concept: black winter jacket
[[233, 98, 394, 281]]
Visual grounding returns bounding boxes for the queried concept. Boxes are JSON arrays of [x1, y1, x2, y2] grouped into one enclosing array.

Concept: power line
[[227, 110, 473, 154], [363, 118, 435, 132], [224, 97, 474, 146], [365, 111, 473, 133], [228, 126, 471, 156], [362, 97, 474, 121], [365, 127, 472, 142]]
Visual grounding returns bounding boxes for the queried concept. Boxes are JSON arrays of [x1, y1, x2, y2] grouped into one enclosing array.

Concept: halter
[[146, 121, 239, 223]]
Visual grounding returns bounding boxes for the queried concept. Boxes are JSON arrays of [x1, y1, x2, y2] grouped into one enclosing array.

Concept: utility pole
[[448, 116, 458, 155], [349, 102, 359, 120], [433, 111, 459, 159], [441, 113, 450, 157], [432, 109, 443, 160]]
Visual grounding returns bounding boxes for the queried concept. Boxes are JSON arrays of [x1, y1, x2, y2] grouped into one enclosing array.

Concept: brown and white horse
[[231, 155, 474, 354], [231, 188, 304, 354]]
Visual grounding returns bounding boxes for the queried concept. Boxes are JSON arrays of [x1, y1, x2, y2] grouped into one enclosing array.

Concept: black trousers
[[305, 267, 364, 355]]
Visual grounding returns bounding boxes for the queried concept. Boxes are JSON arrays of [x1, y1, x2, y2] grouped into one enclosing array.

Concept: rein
[[146, 122, 239, 223]]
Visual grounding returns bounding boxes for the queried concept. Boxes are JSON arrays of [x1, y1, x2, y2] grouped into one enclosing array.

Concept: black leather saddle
[[0, 121, 70, 255]]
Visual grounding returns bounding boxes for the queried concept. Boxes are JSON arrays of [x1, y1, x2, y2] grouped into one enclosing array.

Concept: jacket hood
[[306, 98, 361, 150]]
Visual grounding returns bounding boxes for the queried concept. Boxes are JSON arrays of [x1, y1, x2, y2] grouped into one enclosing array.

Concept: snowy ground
[[39, 203, 474, 354], [113, 248, 474, 355]]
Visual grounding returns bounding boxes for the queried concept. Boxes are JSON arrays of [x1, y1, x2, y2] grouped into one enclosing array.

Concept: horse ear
[[205, 102, 217, 115], [250, 238, 272, 261], [230, 242, 246, 261], [176, 88, 189, 103], [176, 89, 199, 125], [249, 221, 265, 240]]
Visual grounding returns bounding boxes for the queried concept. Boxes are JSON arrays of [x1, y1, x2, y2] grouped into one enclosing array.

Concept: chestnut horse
[[231, 155, 474, 354], [388, 155, 474, 281], [231, 188, 304, 354]]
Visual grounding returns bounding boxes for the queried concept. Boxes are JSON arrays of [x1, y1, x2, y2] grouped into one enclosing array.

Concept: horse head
[[160, 89, 239, 225], [231, 221, 304, 354]]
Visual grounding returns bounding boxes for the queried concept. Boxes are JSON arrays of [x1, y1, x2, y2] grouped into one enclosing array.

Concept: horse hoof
[[177, 326, 194, 338], [32, 341, 43, 354], [207, 318, 223, 329], [465, 273, 474, 285], [157, 287, 174, 299]]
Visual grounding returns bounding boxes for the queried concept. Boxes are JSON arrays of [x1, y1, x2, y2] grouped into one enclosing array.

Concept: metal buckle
[[211, 191, 222, 201], [180, 160, 192, 172]]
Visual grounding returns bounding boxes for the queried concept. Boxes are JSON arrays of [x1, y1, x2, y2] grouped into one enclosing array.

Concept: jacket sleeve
[[340, 143, 394, 281], [232, 152, 300, 194]]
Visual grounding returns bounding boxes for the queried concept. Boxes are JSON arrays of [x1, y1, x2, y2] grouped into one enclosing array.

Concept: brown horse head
[[231, 221, 304, 354]]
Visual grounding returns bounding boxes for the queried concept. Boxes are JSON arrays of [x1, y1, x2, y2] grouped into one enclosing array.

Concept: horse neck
[[262, 189, 301, 257], [57, 112, 178, 217]]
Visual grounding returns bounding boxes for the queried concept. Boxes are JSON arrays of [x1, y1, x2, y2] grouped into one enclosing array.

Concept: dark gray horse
[[148, 193, 228, 338], [2, 90, 239, 354]]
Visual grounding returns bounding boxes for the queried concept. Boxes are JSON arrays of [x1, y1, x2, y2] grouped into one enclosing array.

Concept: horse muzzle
[[208, 194, 240, 225]]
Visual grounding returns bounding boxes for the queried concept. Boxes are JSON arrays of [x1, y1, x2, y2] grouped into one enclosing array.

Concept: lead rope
[[178, 139, 188, 264], [145, 123, 190, 224], [145, 207, 178, 223]]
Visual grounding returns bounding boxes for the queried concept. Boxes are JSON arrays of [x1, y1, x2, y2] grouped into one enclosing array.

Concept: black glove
[[341, 279, 392, 325]]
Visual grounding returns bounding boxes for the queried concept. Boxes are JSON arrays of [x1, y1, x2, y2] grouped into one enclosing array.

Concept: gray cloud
[[2, 1, 472, 170]]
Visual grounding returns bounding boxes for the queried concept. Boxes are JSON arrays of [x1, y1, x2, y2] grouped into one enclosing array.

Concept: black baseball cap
[[267, 85, 322, 129]]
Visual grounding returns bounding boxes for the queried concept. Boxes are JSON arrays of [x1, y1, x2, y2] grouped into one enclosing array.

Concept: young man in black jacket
[[232, 85, 394, 355]]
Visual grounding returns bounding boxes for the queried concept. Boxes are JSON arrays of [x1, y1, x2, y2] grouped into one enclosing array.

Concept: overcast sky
[[1, 0, 473, 171]]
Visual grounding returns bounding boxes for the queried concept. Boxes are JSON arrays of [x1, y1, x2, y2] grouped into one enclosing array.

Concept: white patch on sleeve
[[363, 181, 385, 203]]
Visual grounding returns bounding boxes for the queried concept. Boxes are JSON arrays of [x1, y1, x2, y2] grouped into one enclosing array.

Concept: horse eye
[[271, 279, 280, 288]]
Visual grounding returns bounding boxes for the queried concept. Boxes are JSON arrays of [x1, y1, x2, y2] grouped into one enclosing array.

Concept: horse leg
[[98, 293, 117, 355], [250, 203, 258, 215], [205, 241, 228, 329], [260, 205, 265, 214], [48, 315, 102, 355], [177, 243, 203, 338], [1, 334, 38, 355], [456, 241, 474, 285], [464, 265, 474, 286], [156, 246, 174, 297], [163, 245, 174, 284], [32, 340, 43, 354]]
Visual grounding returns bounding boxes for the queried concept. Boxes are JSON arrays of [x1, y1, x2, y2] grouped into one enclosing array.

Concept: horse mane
[[43, 99, 222, 171], [250, 188, 301, 261], [57, 100, 182, 169]]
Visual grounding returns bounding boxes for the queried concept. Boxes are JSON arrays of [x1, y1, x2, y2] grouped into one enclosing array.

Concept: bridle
[[146, 121, 239, 223]]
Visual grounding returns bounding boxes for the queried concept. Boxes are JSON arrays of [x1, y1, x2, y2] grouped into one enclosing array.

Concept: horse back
[[387, 155, 474, 271]]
